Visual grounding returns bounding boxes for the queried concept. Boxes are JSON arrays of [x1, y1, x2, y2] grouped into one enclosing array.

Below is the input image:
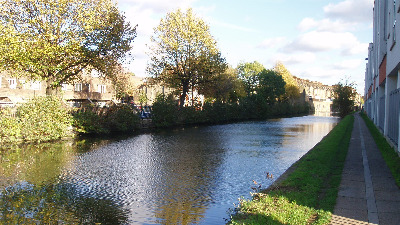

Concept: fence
[[379, 96, 385, 131], [388, 88, 400, 145]]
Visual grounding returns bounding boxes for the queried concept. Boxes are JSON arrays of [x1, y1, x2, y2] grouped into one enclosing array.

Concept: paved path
[[331, 113, 400, 225]]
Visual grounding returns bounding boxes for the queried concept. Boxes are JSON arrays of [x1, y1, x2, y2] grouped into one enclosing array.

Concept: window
[[8, 78, 16, 89], [85, 83, 90, 92], [31, 81, 41, 90], [98, 84, 106, 93], [61, 83, 68, 91], [398, 0, 400, 13], [91, 69, 100, 77], [392, 0, 397, 49], [74, 83, 82, 92]]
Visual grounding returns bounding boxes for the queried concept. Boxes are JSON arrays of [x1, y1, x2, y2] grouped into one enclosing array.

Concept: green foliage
[[0, 0, 136, 92], [17, 96, 72, 142], [199, 66, 245, 103], [148, 8, 227, 108], [0, 108, 20, 143], [72, 105, 140, 134], [273, 62, 301, 102], [151, 93, 310, 128], [139, 92, 148, 106], [273, 62, 298, 87], [230, 115, 354, 224], [256, 69, 286, 104], [152, 94, 179, 128], [237, 61, 266, 96], [0, 97, 73, 143], [332, 80, 356, 118], [103, 105, 139, 133], [72, 108, 107, 134]]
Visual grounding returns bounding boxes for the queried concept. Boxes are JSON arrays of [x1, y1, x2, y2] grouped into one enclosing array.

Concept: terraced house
[[0, 69, 142, 108], [365, 0, 400, 153]]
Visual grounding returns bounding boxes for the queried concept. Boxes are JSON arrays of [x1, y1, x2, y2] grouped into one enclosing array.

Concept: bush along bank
[[71, 104, 140, 135], [151, 94, 310, 128], [0, 97, 141, 144], [0, 94, 309, 143], [0, 96, 72, 143], [229, 114, 354, 225]]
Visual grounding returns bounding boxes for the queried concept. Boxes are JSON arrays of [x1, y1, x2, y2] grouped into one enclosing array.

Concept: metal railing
[[388, 88, 400, 145], [379, 96, 385, 131]]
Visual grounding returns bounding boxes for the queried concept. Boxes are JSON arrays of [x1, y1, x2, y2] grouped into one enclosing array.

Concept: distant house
[[0, 71, 46, 107], [364, 0, 400, 153], [61, 69, 117, 107], [0, 69, 142, 108]]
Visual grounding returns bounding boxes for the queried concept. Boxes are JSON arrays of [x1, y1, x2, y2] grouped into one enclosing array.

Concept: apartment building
[[365, 0, 400, 153]]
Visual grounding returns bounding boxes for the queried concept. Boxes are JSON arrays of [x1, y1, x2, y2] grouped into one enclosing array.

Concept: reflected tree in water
[[0, 182, 129, 224]]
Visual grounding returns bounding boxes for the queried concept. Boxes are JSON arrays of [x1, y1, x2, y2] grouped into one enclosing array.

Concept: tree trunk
[[46, 79, 61, 96], [179, 80, 189, 108]]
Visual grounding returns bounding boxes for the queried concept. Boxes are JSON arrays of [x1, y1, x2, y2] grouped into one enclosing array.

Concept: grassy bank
[[361, 113, 400, 187], [229, 114, 354, 225]]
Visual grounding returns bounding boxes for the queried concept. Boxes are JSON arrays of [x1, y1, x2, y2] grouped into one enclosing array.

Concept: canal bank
[[229, 114, 354, 224], [229, 112, 400, 225]]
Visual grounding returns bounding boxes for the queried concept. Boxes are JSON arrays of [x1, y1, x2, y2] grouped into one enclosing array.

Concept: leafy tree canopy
[[148, 8, 227, 108], [332, 80, 356, 118], [273, 62, 298, 87], [236, 61, 265, 96], [199, 66, 245, 103], [0, 0, 137, 94], [256, 69, 286, 104], [273, 61, 300, 101]]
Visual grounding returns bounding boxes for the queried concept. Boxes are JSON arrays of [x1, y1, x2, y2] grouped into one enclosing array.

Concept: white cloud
[[332, 59, 364, 70], [271, 52, 316, 65], [212, 20, 260, 33], [297, 18, 356, 32], [342, 42, 369, 56], [282, 31, 366, 55], [323, 0, 374, 23], [258, 37, 287, 49]]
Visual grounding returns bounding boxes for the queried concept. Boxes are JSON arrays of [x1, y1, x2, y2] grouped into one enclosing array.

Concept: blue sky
[[119, 0, 373, 93]]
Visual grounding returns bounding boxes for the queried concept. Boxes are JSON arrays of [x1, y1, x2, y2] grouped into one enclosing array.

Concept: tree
[[273, 62, 300, 101], [111, 68, 136, 101], [256, 69, 286, 104], [237, 61, 265, 96], [0, 0, 136, 95], [332, 80, 356, 118], [198, 66, 245, 103], [148, 8, 227, 108]]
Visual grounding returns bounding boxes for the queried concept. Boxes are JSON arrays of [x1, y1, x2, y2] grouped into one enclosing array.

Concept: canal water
[[0, 115, 339, 224]]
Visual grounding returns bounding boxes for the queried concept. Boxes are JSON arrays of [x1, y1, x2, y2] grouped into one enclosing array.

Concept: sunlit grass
[[229, 115, 354, 224], [361, 113, 400, 187]]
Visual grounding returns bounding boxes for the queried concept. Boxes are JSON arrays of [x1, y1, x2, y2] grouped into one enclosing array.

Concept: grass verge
[[360, 113, 400, 187], [229, 114, 354, 225]]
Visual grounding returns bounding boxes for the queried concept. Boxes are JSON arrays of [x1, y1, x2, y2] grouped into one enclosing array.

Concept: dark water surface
[[0, 115, 339, 224]]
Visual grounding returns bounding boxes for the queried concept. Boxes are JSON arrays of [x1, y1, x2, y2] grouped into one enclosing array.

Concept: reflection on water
[[0, 115, 339, 224]]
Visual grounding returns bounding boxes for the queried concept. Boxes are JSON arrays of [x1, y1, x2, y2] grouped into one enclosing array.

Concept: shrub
[[0, 108, 20, 143], [103, 104, 139, 133], [72, 108, 107, 134], [152, 94, 178, 128], [17, 96, 72, 142]]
